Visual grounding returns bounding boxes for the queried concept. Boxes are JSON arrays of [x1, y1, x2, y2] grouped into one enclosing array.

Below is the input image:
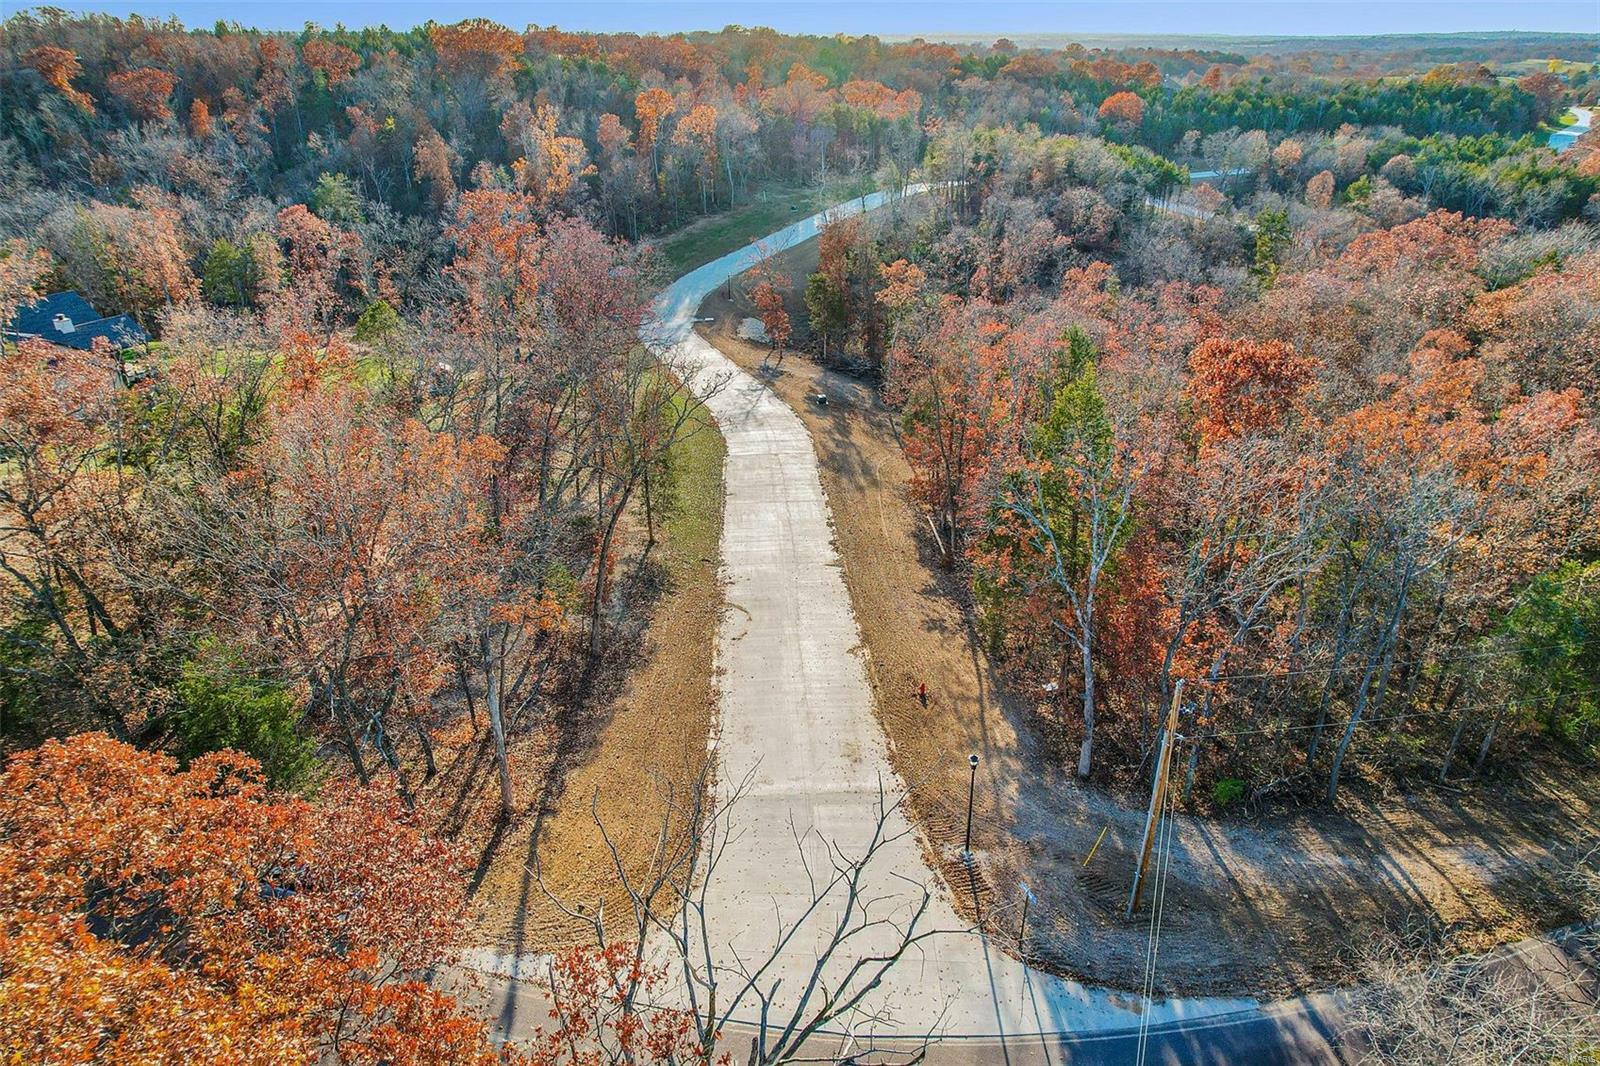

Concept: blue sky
[[47, 1, 1600, 36]]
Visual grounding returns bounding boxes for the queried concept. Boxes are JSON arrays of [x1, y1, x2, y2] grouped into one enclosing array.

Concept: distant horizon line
[[29, 9, 1600, 43]]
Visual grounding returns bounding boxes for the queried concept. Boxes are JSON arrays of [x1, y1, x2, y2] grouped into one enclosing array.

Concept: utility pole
[[1127, 679, 1183, 918]]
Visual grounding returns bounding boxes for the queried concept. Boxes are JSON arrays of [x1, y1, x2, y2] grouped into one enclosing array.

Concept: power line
[[1135, 738, 1182, 1066], [1188, 633, 1600, 688], [1196, 683, 1600, 742]]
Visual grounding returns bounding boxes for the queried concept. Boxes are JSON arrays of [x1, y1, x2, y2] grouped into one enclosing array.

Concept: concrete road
[[458, 184, 1598, 1062], [1549, 106, 1594, 151], [638, 185, 1310, 1046]]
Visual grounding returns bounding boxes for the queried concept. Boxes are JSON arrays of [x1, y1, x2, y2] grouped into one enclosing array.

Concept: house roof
[[4, 291, 149, 351]]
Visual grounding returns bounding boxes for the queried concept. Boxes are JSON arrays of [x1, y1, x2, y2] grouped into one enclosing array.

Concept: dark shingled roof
[[4, 291, 149, 351]]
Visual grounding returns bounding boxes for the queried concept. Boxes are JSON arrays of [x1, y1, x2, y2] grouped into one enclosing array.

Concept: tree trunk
[[1308, 556, 1366, 762], [325, 677, 370, 785], [587, 484, 635, 662], [1437, 678, 1467, 783], [415, 720, 438, 780], [1327, 560, 1414, 803], [1076, 635, 1095, 778], [481, 629, 515, 817], [643, 468, 657, 551], [456, 650, 478, 731], [1472, 698, 1511, 778], [338, 708, 370, 785], [373, 717, 415, 809]]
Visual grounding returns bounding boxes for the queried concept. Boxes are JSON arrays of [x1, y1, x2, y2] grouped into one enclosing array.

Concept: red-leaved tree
[[0, 733, 522, 1065]]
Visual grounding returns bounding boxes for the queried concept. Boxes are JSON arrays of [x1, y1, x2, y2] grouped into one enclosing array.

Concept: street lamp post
[[963, 753, 979, 857]]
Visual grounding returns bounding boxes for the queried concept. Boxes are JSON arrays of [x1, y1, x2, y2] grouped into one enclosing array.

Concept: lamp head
[[969, 754, 980, 768]]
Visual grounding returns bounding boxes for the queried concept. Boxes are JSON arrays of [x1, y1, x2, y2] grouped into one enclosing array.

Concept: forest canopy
[[2, 11, 1599, 1059]]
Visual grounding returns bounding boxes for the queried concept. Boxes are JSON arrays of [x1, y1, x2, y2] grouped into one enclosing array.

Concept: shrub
[[1213, 777, 1247, 809], [172, 648, 318, 791]]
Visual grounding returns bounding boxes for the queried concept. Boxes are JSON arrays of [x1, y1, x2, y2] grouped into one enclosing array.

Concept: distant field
[[890, 30, 1598, 57], [653, 177, 876, 277], [1498, 58, 1598, 76]]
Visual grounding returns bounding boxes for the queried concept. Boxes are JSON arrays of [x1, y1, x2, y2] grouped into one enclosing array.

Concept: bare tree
[[1163, 436, 1332, 800], [535, 765, 947, 1065], [1351, 849, 1600, 1065], [1324, 461, 1484, 803]]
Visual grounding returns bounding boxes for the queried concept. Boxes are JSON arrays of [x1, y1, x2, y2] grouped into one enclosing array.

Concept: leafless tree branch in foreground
[[1351, 845, 1600, 1065], [534, 763, 949, 1065]]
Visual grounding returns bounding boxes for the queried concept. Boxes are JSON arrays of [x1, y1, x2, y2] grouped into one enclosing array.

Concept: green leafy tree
[[1250, 207, 1291, 289], [311, 172, 364, 226], [172, 648, 319, 791], [803, 271, 848, 359], [1503, 561, 1600, 756], [201, 237, 257, 307], [981, 352, 1137, 778], [353, 298, 400, 344], [1057, 325, 1096, 382]]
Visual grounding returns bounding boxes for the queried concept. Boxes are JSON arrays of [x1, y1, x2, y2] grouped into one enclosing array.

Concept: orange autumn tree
[[1097, 89, 1145, 129], [634, 86, 676, 194], [188, 97, 214, 137], [271, 202, 363, 339], [302, 39, 362, 88], [0, 734, 522, 1066], [429, 19, 523, 81], [23, 45, 95, 114], [1186, 336, 1321, 448], [671, 103, 719, 212], [884, 296, 1004, 554], [501, 101, 589, 211], [752, 260, 796, 361], [414, 126, 459, 211], [0, 340, 151, 739], [106, 66, 179, 121], [69, 189, 200, 328], [0, 239, 52, 336], [1165, 336, 1329, 791], [595, 111, 645, 236], [193, 386, 502, 794], [534, 944, 729, 1066], [839, 79, 921, 120]]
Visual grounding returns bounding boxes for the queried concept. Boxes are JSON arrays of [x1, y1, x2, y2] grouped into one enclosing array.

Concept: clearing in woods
[[653, 177, 876, 276], [695, 241, 1600, 997]]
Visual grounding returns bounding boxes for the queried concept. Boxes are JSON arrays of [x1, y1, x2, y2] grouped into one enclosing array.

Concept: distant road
[[1549, 106, 1594, 151], [1144, 167, 1252, 219]]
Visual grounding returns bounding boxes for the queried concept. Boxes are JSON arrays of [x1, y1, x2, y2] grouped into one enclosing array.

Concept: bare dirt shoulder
[[696, 259, 1599, 998], [440, 407, 724, 954]]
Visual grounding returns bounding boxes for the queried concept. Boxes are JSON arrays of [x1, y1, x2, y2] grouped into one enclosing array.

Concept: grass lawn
[[659, 394, 724, 565], [654, 176, 876, 278]]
